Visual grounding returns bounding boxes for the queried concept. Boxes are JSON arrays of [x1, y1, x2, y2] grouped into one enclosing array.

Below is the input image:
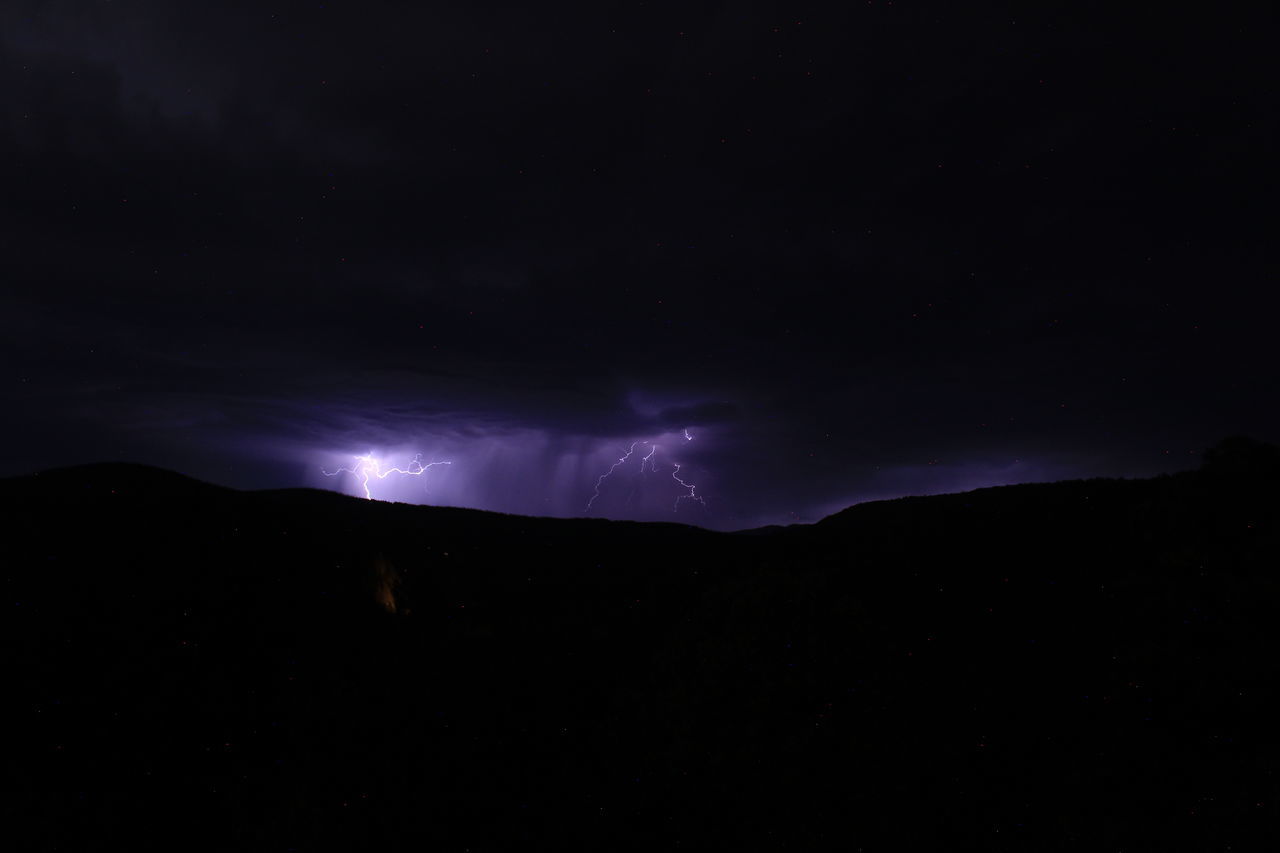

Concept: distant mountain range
[[9, 440, 1279, 849]]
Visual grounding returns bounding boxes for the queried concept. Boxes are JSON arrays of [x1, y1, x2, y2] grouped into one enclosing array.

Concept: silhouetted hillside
[[9, 444, 1280, 850]]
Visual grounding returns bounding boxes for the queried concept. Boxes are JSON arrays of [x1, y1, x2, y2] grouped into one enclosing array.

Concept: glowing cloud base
[[323, 452, 452, 500]]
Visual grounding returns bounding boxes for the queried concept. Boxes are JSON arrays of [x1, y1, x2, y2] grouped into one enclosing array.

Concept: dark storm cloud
[[2, 1, 1275, 526], [656, 402, 741, 428]]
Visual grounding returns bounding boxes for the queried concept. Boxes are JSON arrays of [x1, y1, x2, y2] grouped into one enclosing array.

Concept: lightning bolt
[[323, 452, 452, 501], [586, 430, 708, 514], [586, 441, 641, 510], [641, 443, 659, 473], [671, 462, 706, 512]]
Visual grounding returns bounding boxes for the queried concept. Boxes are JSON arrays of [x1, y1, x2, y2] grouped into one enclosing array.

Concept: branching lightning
[[671, 462, 706, 512], [323, 452, 451, 501], [585, 429, 707, 514], [586, 441, 640, 510]]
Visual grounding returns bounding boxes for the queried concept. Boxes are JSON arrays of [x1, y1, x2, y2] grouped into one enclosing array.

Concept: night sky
[[3, 1, 1275, 529]]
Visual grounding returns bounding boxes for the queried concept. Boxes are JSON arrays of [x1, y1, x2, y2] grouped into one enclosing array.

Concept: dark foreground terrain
[[9, 440, 1280, 850]]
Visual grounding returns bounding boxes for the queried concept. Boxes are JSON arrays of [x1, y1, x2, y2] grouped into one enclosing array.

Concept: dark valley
[[9, 439, 1280, 849]]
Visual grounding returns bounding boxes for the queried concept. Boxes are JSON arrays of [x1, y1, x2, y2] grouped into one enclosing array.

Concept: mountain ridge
[[8, 446, 1280, 849]]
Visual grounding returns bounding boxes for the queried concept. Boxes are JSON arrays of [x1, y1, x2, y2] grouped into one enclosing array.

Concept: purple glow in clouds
[[585, 430, 708, 514], [323, 452, 452, 500], [587, 441, 643, 511]]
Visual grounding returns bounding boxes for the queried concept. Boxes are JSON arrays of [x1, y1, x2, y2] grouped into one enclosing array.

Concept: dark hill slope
[[7, 462, 1280, 850]]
